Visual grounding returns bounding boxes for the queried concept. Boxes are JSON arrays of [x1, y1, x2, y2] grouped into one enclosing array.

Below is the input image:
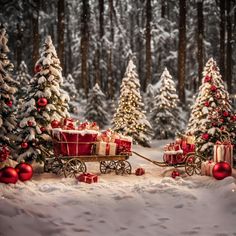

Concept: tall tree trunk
[[161, 0, 166, 18], [65, 2, 72, 75], [178, 0, 186, 104], [32, 0, 40, 72], [219, 0, 226, 80], [80, 0, 90, 97], [226, 0, 232, 93], [16, 23, 23, 69], [145, 0, 152, 92], [57, 0, 65, 70], [107, 0, 114, 99], [196, 0, 204, 91], [177, 0, 186, 104]]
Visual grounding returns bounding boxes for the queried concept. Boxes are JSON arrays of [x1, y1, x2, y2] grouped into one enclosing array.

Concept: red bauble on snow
[[0, 167, 18, 184], [15, 163, 33, 182], [171, 170, 180, 179], [21, 142, 29, 149], [204, 101, 210, 107], [223, 111, 229, 117], [51, 120, 60, 128], [34, 64, 42, 73], [135, 168, 145, 176], [37, 97, 48, 107], [204, 75, 212, 83], [40, 127, 46, 132], [201, 133, 209, 140], [212, 161, 231, 180], [210, 85, 217, 92], [5, 100, 13, 107], [27, 120, 34, 126]]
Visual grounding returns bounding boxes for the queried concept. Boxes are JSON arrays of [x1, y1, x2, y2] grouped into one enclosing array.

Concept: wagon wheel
[[185, 153, 202, 176], [100, 161, 116, 174], [51, 158, 64, 176], [64, 158, 87, 178], [115, 160, 132, 175]]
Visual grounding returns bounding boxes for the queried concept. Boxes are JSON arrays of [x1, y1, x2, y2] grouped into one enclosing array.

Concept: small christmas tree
[[0, 26, 17, 147], [150, 68, 180, 139], [16, 36, 69, 162], [62, 74, 79, 115], [84, 83, 109, 128], [15, 61, 31, 105], [186, 58, 236, 158], [112, 59, 153, 147]]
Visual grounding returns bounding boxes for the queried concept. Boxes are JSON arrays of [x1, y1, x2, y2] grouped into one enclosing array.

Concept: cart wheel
[[51, 158, 64, 176], [115, 160, 132, 175], [185, 154, 202, 176], [64, 158, 87, 178], [100, 161, 116, 174]]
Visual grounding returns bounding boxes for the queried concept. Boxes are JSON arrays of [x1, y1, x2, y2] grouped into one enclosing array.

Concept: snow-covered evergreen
[[84, 83, 109, 128], [0, 26, 17, 147], [112, 59, 153, 147], [16, 36, 69, 162], [150, 68, 180, 139], [186, 58, 236, 158]]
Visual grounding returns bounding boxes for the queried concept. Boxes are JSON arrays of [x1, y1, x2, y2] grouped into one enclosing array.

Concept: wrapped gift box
[[114, 136, 132, 154], [52, 129, 99, 156], [201, 160, 216, 176], [77, 173, 98, 184], [213, 141, 233, 166], [163, 150, 185, 165], [96, 142, 117, 155]]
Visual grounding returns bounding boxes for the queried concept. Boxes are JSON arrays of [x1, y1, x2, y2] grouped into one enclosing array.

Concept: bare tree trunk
[[177, 0, 186, 104], [65, 2, 72, 75], [226, 0, 232, 93], [16, 23, 23, 69], [161, 0, 166, 18], [57, 0, 65, 70], [80, 0, 90, 97], [32, 0, 40, 72], [196, 0, 204, 91], [220, 0, 226, 79], [145, 0, 152, 92]]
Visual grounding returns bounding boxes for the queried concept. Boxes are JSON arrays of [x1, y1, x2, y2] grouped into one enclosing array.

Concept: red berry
[[51, 120, 60, 128], [204, 101, 210, 107], [204, 75, 212, 83], [6, 100, 13, 107], [40, 127, 46, 132], [223, 111, 229, 117], [27, 120, 34, 126], [210, 85, 217, 92], [21, 142, 28, 149], [37, 97, 48, 107], [201, 133, 209, 140]]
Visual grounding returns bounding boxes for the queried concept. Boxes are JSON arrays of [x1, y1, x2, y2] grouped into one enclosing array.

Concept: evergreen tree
[[15, 61, 31, 104], [16, 36, 69, 162], [186, 58, 236, 158], [150, 68, 180, 139], [62, 73, 79, 115], [0, 26, 17, 147], [112, 59, 152, 147], [84, 83, 109, 128]]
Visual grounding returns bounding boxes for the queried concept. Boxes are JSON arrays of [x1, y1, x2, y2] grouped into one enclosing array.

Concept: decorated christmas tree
[[84, 83, 109, 128], [0, 26, 17, 148], [186, 58, 236, 158], [62, 73, 79, 115], [150, 68, 180, 139], [112, 59, 153, 147], [16, 36, 69, 162], [15, 61, 31, 105]]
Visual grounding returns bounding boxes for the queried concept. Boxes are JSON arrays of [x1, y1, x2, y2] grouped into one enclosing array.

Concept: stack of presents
[[52, 118, 132, 157]]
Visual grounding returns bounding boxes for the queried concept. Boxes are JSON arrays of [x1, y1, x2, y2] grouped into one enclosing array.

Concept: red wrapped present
[[213, 141, 233, 166], [114, 135, 132, 154], [77, 173, 98, 184], [96, 142, 117, 155], [0, 146, 10, 162], [163, 151, 185, 165], [201, 160, 216, 176], [61, 117, 76, 130], [52, 129, 98, 156]]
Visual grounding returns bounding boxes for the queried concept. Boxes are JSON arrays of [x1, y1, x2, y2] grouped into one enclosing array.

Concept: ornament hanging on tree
[[204, 75, 212, 83], [201, 133, 209, 140], [5, 100, 13, 107], [15, 163, 33, 182], [51, 120, 60, 128], [40, 127, 46, 132], [0, 167, 18, 184], [37, 97, 48, 107], [223, 111, 229, 117], [34, 64, 42, 73], [21, 142, 29, 149], [27, 120, 34, 126], [212, 161, 231, 180], [231, 115, 236, 122], [204, 101, 210, 107], [210, 85, 217, 92]]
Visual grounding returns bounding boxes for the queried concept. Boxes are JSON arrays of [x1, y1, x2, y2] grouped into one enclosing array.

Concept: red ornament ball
[[210, 85, 217, 92], [223, 111, 229, 117], [212, 122, 217, 127], [15, 163, 33, 182], [201, 133, 209, 140], [37, 107, 41, 112], [231, 115, 236, 122], [51, 120, 60, 128], [204, 101, 210, 107], [171, 170, 180, 179], [21, 142, 29, 149], [0, 167, 18, 184], [220, 126, 225, 131], [37, 97, 48, 107], [135, 168, 145, 176], [34, 64, 42, 73], [5, 100, 13, 107], [204, 75, 212, 83], [27, 120, 34, 126], [212, 161, 231, 180], [40, 127, 46, 132]]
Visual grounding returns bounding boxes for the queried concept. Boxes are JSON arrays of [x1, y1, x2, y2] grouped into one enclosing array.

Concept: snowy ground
[[1, 140, 236, 236]]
